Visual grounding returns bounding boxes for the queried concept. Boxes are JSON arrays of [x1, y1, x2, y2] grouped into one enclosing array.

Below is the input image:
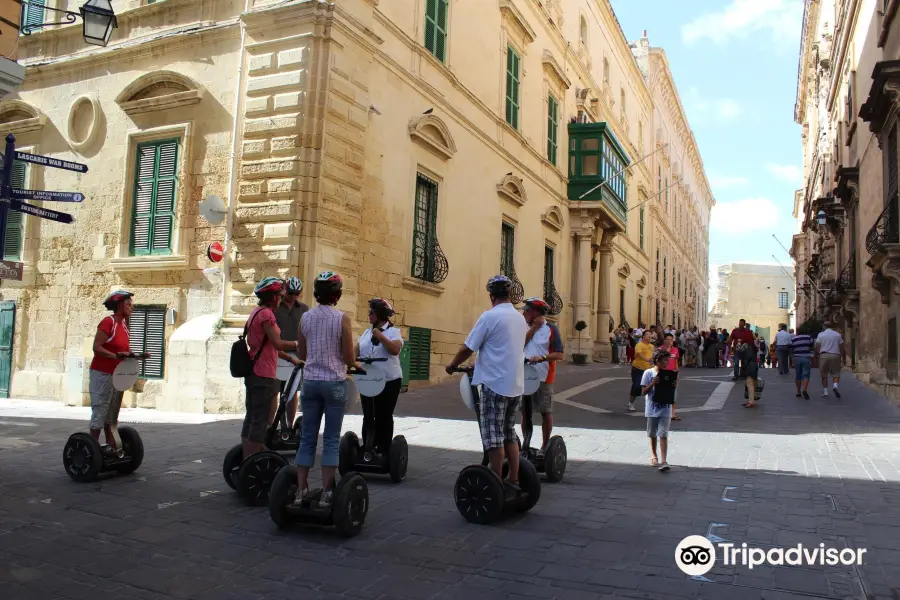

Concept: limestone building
[[707, 263, 794, 338], [793, 0, 900, 400], [0, 0, 712, 411]]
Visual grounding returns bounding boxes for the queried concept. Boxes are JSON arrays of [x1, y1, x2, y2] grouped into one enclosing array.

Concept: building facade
[[0, 0, 712, 411], [793, 0, 900, 401], [707, 263, 794, 338]]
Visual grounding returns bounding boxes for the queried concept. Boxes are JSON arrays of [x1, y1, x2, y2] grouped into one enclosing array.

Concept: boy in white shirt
[[641, 349, 677, 472]]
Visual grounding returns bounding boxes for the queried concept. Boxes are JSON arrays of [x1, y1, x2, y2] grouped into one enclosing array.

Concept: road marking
[[0, 438, 39, 449], [554, 376, 735, 417], [0, 420, 37, 426], [157, 502, 181, 509], [554, 377, 616, 413], [28, 498, 51, 504]]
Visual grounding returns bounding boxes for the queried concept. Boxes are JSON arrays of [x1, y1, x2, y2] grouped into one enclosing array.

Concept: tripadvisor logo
[[675, 535, 867, 576]]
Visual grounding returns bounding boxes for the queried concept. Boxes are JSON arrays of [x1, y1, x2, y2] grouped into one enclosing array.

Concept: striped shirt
[[301, 305, 345, 382], [791, 334, 813, 358]]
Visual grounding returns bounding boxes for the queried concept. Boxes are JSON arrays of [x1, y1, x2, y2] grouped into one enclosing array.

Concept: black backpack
[[230, 310, 268, 378]]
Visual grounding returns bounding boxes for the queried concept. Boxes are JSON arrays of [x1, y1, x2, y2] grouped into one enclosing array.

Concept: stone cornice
[[826, 0, 862, 113], [499, 0, 537, 46], [542, 50, 571, 90], [859, 60, 900, 135], [795, 0, 820, 123], [648, 50, 715, 211]]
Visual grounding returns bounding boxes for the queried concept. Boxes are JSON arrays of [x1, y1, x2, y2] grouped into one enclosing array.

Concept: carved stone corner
[[869, 244, 900, 304], [841, 290, 860, 324]]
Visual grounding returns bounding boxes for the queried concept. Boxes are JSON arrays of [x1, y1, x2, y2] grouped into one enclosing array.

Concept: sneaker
[[796, 392, 801, 398], [317, 489, 333, 509], [822, 390, 829, 398], [292, 488, 310, 506], [802, 391, 810, 400], [658, 462, 671, 472], [833, 388, 841, 398], [627, 403, 636, 412]]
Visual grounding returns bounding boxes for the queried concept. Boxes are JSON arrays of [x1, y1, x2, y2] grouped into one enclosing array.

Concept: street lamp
[[816, 209, 827, 226], [21, 0, 118, 47]]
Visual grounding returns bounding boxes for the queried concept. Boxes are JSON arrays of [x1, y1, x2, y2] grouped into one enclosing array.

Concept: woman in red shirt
[[242, 277, 303, 460], [89, 291, 145, 450]]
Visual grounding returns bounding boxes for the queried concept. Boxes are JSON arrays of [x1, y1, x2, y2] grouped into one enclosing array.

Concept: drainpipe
[[219, 0, 252, 323]]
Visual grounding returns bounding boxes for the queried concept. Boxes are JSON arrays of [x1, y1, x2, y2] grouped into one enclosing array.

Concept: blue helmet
[[486, 274, 512, 296]]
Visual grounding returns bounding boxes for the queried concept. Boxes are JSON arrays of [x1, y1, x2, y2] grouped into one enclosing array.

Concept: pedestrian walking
[[628, 330, 654, 412], [791, 328, 814, 399], [815, 321, 846, 398], [774, 324, 792, 374], [727, 319, 755, 380], [641, 348, 676, 472]]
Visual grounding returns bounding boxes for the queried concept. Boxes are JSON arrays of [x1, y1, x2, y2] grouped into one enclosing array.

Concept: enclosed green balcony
[[567, 122, 629, 227]]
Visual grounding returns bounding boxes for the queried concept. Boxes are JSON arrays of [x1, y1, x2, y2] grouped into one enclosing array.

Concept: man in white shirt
[[447, 275, 526, 490], [815, 321, 845, 398], [774, 323, 792, 375]]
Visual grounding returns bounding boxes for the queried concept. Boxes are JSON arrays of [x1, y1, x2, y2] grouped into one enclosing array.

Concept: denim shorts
[[647, 416, 672, 439], [794, 356, 811, 381]]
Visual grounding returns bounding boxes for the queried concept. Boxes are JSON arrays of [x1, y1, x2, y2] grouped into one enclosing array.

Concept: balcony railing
[[836, 251, 857, 293], [543, 280, 564, 315], [866, 196, 900, 256], [505, 266, 525, 305], [411, 231, 449, 284]]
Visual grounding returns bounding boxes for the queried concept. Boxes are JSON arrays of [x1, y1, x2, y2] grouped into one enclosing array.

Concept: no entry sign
[[207, 241, 224, 263]]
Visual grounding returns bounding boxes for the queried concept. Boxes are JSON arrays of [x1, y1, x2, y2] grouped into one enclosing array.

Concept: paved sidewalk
[[1, 364, 900, 599]]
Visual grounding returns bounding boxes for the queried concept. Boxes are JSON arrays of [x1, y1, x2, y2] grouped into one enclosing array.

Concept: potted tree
[[573, 320, 588, 365]]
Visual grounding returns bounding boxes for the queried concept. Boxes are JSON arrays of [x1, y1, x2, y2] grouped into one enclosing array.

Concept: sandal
[[650, 457, 659, 467], [742, 402, 756, 408], [672, 415, 682, 420]]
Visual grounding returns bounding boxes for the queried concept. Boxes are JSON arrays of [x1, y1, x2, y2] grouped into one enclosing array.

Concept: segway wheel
[[63, 433, 103, 482], [516, 458, 541, 512], [338, 431, 359, 476], [333, 473, 369, 538], [237, 451, 288, 506], [543, 436, 567, 483], [388, 435, 408, 483], [112, 427, 144, 475], [454, 465, 504, 525], [222, 444, 243, 490], [268, 464, 298, 530]]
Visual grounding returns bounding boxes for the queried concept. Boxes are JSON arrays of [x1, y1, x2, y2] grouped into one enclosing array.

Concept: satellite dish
[[199, 195, 226, 225]]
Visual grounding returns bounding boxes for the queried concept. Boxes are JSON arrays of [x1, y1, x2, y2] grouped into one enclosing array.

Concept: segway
[[449, 365, 541, 525], [339, 357, 408, 482], [267, 364, 370, 537], [519, 359, 567, 482], [222, 360, 304, 506], [63, 354, 150, 482]]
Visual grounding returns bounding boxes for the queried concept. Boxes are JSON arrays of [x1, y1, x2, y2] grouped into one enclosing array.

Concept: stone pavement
[[2, 363, 900, 599]]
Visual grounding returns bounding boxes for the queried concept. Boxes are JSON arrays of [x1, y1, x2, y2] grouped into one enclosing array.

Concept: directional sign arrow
[[11, 189, 85, 203], [14, 151, 88, 173], [8, 199, 74, 224]]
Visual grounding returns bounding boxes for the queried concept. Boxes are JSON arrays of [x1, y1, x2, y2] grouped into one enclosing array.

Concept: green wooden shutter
[[129, 306, 166, 379], [505, 47, 519, 129], [407, 327, 431, 381], [23, 0, 45, 31], [424, 0, 448, 62], [547, 95, 558, 165], [639, 207, 645, 249], [4, 162, 27, 261], [131, 140, 179, 256], [0, 302, 14, 398]]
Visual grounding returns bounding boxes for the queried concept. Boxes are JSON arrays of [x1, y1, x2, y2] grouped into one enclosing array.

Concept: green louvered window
[[3, 161, 27, 261], [129, 306, 166, 379], [22, 0, 45, 32], [547, 94, 558, 165], [131, 139, 179, 256], [424, 0, 448, 62], [505, 46, 520, 129], [639, 207, 645, 250], [407, 326, 431, 381]]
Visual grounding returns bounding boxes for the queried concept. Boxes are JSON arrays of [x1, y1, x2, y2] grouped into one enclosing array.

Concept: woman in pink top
[[294, 272, 359, 508], [242, 277, 303, 460], [662, 332, 681, 421]]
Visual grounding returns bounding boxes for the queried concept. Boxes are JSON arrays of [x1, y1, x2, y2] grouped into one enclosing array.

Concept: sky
[[610, 0, 804, 306]]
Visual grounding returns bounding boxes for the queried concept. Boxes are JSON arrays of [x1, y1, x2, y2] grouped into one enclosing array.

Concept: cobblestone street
[[2, 363, 900, 599]]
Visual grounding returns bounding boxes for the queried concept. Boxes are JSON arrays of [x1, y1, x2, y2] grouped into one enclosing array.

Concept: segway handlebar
[[357, 357, 388, 364], [447, 365, 474, 376], [348, 365, 367, 375], [118, 352, 151, 360], [525, 357, 548, 364]]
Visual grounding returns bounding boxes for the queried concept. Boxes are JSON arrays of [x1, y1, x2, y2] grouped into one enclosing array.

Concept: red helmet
[[523, 297, 551, 315]]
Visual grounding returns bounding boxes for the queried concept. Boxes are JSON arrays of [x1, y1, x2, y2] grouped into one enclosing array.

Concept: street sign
[[14, 151, 88, 174], [11, 189, 85, 203], [8, 199, 74, 224], [207, 241, 224, 263], [0, 260, 23, 281]]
